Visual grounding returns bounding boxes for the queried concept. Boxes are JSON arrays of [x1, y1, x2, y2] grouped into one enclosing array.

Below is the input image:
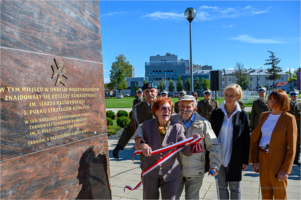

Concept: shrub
[[129, 110, 133, 119], [117, 116, 130, 128], [117, 110, 128, 118], [106, 117, 113, 126], [106, 110, 115, 120]]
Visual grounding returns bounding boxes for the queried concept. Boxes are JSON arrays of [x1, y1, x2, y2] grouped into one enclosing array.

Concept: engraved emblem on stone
[[51, 58, 68, 86]]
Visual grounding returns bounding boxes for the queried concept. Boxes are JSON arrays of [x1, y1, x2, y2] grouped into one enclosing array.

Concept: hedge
[[117, 116, 130, 128], [106, 117, 113, 126], [117, 110, 128, 118], [106, 110, 115, 120]]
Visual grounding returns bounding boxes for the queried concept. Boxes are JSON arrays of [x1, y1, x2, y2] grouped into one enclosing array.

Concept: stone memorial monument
[[0, 1, 111, 199]]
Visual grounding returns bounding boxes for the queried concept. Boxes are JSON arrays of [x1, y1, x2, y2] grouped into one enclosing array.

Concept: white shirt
[[259, 113, 281, 150], [218, 101, 241, 167]]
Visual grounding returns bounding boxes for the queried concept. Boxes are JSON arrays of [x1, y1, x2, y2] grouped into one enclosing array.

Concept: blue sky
[[99, 1, 300, 83]]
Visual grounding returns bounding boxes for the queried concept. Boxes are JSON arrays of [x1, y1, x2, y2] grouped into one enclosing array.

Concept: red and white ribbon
[[124, 135, 203, 192]]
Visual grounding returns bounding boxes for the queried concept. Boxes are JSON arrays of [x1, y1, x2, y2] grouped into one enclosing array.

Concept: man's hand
[[140, 143, 152, 157], [208, 168, 218, 177], [252, 163, 259, 173], [113, 144, 122, 159], [135, 137, 146, 150], [242, 164, 248, 170], [277, 170, 288, 181], [192, 133, 203, 142]]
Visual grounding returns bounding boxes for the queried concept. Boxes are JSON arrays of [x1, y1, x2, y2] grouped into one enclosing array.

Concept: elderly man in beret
[[135, 95, 221, 200], [113, 82, 159, 159]]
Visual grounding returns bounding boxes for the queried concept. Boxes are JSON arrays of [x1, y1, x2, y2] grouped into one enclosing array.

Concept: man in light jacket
[[135, 95, 221, 200]]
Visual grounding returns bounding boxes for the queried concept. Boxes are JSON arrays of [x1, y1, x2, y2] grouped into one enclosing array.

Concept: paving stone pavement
[[108, 139, 301, 200]]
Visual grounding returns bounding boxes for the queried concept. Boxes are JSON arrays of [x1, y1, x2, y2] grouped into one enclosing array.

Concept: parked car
[[116, 93, 123, 99], [168, 92, 173, 97], [125, 94, 130, 97]]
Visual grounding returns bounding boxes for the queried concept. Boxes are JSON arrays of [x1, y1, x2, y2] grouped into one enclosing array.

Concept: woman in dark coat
[[209, 84, 250, 200], [137, 97, 200, 200]]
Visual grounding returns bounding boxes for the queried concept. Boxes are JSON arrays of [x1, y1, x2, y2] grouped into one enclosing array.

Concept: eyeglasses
[[160, 106, 171, 112], [179, 105, 193, 110]]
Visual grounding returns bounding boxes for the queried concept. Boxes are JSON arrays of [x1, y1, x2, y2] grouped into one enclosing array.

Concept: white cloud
[[227, 68, 234, 70], [230, 35, 287, 44], [222, 25, 234, 28], [195, 5, 271, 21], [103, 69, 109, 72], [103, 11, 129, 17], [142, 11, 183, 20]]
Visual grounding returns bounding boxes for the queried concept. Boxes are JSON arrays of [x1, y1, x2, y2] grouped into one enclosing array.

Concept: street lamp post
[[184, 8, 196, 93]]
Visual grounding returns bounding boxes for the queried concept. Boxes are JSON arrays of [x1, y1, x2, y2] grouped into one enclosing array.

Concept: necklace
[[226, 110, 235, 115]]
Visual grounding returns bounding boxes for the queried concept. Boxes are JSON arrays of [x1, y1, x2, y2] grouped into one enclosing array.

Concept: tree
[[194, 77, 200, 90], [185, 78, 191, 92], [201, 78, 210, 90], [264, 51, 282, 86], [133, 83, 138, 93], [233, 62, 249, 90], [152, 78, 158, 87], [104, 83, 108, 90], [143, 79, 147, 84], [158, 79, 165, 92], [168, 78, 174, 92], [109, 54, 132, 93], [176, 76, 183, 92], [286, 69, 297, 82]]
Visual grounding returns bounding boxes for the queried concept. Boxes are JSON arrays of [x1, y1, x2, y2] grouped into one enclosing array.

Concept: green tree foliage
[[176, 76, 183, 92], [194, 77, 200, 90], [106, 117, 113, 126], [185, 78, 191, 92], [264, 51, 282, 86], [233, 62, 250, 90], [106, 110, 115, 120], [143, 79, 147, 84], [108, 54, 132, 93], [152, 78, 158, 87], [286, 69, 297, 82], [158, 79, 165, 92], [133, 83, 138, 94], [104, 83, 108, 90], [168, 78, 174, 92], [201, 78, 210, 90]]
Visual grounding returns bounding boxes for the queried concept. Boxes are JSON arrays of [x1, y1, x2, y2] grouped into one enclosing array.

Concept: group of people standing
[[112, 82, 299, 200]]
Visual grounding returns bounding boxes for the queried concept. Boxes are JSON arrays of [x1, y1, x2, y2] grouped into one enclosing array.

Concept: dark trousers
[[143, 175, 180, 200]]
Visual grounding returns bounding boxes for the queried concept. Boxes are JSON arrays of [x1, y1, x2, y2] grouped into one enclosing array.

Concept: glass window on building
[[222, 78, 224, 81], [250, 77, 253, 81], [257, 77, 260, 80], [229, 77, 231, 81]]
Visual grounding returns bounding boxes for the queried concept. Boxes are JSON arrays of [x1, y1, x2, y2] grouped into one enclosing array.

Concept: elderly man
[[133, 88, 143, 106], [197, 89, 219, 120], [135, 95, 221, 200], [174, 90, 186, 113], [112, 82, 158, 159]]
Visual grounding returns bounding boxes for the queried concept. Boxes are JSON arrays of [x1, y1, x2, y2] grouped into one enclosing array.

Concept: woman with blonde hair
[[250, 89, 297, 199], [209, 83, 250, 200]]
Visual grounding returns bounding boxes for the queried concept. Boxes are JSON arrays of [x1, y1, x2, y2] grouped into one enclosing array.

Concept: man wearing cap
[[250, 86, 269, 131], [134, 95, 221, 200], [112, 82, 158, 159], [197, 89, 219, 120], [133, 88, 143, 106], [174, 90, 186, 113], [237, 99, 245, 110], [288, 89, 301, 166], [161, 90, 168, 98]]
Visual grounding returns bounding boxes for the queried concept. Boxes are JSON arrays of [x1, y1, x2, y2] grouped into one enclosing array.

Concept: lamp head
[[184, 7, 196, 22]]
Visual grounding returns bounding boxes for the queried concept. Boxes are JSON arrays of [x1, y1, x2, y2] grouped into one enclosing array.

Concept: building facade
[[222, 69, 288, 90]]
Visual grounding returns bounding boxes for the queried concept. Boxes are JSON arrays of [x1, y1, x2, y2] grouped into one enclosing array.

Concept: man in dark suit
[[112, 82, 158, 159]]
